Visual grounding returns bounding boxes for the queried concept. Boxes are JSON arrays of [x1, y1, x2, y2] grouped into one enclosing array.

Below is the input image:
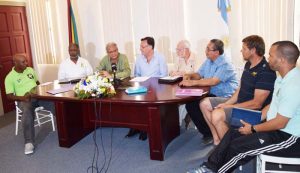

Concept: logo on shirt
[[251, 72, 257, 77], [17, 79, 21, 83], [27, 74, 34, 79]]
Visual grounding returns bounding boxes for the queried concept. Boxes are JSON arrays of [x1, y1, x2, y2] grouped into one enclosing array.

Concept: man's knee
[[211, 108, 226, 125], [200, 97, 212, 111]]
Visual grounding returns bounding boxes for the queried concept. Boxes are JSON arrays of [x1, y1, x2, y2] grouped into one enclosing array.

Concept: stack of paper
[[175, 88, 204, 96]]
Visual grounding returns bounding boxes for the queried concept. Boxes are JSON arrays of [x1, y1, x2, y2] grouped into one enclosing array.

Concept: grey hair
[[106, 42, 118, 52], [179, 40, 191, 50]]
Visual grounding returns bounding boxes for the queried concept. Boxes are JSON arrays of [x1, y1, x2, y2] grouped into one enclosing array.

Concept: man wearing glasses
[[127, 36, 168, 140], [97, 42, 131, 79], [134, 37, 168, 78], [179, 39, 239, 145]]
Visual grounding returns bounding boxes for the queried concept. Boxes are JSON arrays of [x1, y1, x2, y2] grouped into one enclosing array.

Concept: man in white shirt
[[58, 43, 93, 80]]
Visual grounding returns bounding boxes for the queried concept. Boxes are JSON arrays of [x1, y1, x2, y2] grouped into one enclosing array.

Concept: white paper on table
[[129, 77, 150, 82]]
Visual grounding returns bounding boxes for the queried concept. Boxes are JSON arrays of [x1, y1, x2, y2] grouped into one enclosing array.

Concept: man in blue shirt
[[187, 41, 300, 173], [179, 39, 238, 144], [201, 35, 276, 146], [128, 37, 168, 140], [134, 37, 168, 77]]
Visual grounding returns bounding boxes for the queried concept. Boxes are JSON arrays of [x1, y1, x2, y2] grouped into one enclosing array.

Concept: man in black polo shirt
[[200, 35, 276, 145]]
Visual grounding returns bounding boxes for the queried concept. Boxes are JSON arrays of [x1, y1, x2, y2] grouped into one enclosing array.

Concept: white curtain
[[230, 0, 295, 67]]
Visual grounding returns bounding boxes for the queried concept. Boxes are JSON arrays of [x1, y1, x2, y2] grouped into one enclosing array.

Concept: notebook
[[175, 88, 205, 96], [46, 84, 75, 95], [158, 76, 183, 84], [125, 86, 148, 95], [230, 107, 262, 128]]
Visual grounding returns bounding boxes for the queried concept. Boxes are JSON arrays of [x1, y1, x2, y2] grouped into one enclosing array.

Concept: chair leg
[[35, 111, 41, 127], [50, 113, 55, 131], [15, 116, 18, 136]]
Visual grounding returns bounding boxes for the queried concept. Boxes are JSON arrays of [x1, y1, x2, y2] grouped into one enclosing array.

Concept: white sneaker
[[24, 143, 34, 155]]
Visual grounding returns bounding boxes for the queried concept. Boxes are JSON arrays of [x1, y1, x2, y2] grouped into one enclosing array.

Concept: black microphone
[[111, 63, 117, 86], [111, 63, 117, 73]]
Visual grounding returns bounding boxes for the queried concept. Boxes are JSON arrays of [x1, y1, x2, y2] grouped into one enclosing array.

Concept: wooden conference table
[[34, 77, 209, 161]]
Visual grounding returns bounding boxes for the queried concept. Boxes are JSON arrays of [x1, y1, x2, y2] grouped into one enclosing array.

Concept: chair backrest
[[257, 154, 300, 173]]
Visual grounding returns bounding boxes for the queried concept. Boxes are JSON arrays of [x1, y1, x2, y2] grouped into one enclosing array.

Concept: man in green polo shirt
[[5, 54, 40, 155], [97, 42, 131, 79]]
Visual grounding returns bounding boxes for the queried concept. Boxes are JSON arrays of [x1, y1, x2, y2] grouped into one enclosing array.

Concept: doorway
[[0, 6, 33, 113]]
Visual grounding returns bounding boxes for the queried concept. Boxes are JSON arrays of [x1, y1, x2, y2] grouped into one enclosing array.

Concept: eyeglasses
[[140, 45, 149, 49], [176, 48, 185, 52], [107, 49, 118, 54], [206, 47, 216, 52]]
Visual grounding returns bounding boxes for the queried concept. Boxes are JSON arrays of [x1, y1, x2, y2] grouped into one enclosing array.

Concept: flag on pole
[[67, 0, 79, 44], [218, 0, 231, 25], [217, 0, 231, 61]]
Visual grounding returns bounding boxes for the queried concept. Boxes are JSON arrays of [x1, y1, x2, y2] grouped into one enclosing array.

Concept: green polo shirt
[[267, 68, 300, 137], [97, 53, 131, 79], [5, 67, 38, 96]]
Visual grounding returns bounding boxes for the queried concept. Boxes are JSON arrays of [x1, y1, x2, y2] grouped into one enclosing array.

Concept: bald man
[[58, 43, 93, 80], [5, 54, 40, 155]]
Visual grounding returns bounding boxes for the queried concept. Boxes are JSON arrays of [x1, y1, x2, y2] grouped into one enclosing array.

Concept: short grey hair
[[178, 40, 191, 50], [106, 42, 118, 52]]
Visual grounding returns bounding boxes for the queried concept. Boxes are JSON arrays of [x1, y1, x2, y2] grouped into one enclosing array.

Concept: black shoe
[[125, 128, 140, 138], [202, 136, 213, 145], [139, 131, 147, 141], [184, 114, 191, 130]]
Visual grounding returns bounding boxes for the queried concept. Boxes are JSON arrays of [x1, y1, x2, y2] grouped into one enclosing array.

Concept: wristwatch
[[251, 125, 257, 133]]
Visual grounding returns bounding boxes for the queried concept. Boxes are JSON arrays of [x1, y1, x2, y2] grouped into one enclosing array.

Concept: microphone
[[111, 63, 117, 86], [111, 63, 117, 73]]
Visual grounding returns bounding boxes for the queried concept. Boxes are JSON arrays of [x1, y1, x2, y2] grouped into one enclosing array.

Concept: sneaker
[[186, 165, 214, 173], [24, 143, 34, 155]]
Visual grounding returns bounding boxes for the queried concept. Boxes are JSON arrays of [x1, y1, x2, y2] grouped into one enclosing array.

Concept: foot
[[139, 131, 147, 141], [24, 143, 34, 155], [125, 128, 140, 138], [202, 136, 213, 145], [186, 164, 215, 173]]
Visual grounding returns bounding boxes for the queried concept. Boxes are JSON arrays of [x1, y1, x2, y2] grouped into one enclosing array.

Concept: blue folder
[[125, 86, 148, 95], [230, 108, 262, 128]]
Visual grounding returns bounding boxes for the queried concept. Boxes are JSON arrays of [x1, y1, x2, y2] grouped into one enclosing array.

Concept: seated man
[[97, 42, 131, 81], [134, 37, 168, 77], [170, 40, 197, 128], [58, 43, 93, 80], [5, 54, 40, 155], [187, 41, 300, 173], [170, 40, 196, 76], [179, 39, 239, 144], [127, 36, 168, 140], [201, 35, 276, 145]]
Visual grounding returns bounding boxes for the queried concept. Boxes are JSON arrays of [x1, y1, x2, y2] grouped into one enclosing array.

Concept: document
[[130, 77, 150, 82], [46, 84, 75, 95], [175, 88, 206, 96]]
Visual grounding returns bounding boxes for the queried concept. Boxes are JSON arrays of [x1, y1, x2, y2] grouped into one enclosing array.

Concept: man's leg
[[201, 97, 228, 145], [186, 99, 212, 138], [211, 108, 230, 141], [19, 100, 35, 144], [217, 130, 298, 173]]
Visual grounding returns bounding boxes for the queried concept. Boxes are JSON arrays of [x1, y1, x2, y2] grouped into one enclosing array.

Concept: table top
[[34, 77, 209, 105]]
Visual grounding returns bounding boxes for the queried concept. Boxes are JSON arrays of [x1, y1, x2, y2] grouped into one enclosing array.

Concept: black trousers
[[204, 128, 300, 173], [185, 94, 215, 138]]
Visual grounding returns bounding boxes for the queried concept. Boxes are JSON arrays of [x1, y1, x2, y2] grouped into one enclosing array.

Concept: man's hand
[[238, 120, 252, 135], [215, 103, 233, 109], [99, 71, 111, 78], [178, 80, 194, 87], [183, 74, 191, 80], [23, 92, 31, 102]]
